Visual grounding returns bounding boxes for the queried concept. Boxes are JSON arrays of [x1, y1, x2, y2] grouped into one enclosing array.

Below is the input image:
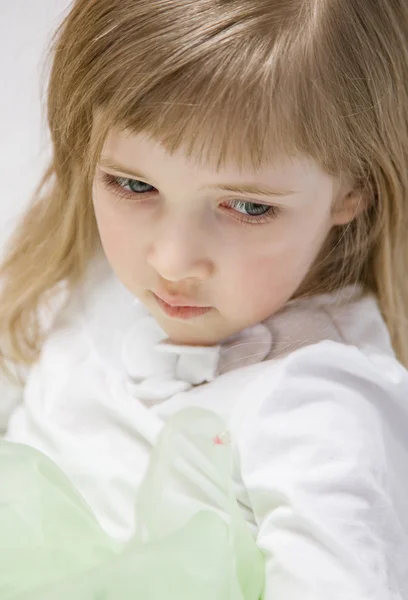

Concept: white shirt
[[3, 254, 408, 599]]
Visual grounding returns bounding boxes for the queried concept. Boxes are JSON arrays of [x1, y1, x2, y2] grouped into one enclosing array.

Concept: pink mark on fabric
[[213, 432, 231, 446]]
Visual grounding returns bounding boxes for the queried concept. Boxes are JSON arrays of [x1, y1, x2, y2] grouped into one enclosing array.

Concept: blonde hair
[[1, 0, 408, 378]]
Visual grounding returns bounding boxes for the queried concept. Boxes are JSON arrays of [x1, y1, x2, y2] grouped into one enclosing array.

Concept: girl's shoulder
[[229, 281, 402, 409], [229, 285, 408, 444]]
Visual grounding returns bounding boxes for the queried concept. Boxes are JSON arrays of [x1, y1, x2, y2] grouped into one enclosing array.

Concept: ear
[[331, 186, 368, 226]]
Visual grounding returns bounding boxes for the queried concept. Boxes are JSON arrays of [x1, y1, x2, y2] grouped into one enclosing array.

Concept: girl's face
[[92, 128, 356, 346]]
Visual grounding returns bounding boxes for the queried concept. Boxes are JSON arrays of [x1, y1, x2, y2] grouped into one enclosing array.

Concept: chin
[[156, 315, 226, 347], [163, 326, 220, 347]]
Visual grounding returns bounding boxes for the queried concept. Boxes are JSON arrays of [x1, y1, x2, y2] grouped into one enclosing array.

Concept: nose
[[146, 213, 213, 282]]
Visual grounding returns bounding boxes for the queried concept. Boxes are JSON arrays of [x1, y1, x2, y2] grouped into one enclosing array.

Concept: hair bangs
[[90, 31, 326, 174]]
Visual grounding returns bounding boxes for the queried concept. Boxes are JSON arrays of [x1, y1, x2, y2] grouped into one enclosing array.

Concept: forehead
[[101, 126, 332, 191]]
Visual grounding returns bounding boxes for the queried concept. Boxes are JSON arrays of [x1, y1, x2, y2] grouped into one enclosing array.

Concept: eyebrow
[[99, 157, 297, 198]]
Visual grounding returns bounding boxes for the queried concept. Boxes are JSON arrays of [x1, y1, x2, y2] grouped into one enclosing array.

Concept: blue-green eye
[[226, 200, 271, 217], [100, 172, 281, 224], [106, 175, 155, 195]]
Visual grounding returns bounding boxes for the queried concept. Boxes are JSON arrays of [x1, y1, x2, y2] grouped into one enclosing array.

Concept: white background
[[0, 1, 73, 256]]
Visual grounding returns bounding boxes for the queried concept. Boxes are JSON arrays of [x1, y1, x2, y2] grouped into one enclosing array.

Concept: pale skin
[[92, 127, 363, 346]]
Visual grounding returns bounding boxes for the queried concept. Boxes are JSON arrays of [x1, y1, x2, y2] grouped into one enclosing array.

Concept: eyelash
[[99, 172, 281, 225]]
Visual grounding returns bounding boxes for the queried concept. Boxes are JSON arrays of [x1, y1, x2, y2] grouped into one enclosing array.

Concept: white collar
[[120, 301, 273, 403]]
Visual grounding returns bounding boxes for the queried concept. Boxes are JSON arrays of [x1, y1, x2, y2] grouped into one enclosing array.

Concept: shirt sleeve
[[237, 341, 404, 600]]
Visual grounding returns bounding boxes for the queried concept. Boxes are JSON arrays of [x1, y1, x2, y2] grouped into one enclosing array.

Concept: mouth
[[152, 293, 212, 320]]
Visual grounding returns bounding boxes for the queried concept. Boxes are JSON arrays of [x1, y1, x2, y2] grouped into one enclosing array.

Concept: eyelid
[[99, 167, 157, 190], [101, 169, 279, 206]]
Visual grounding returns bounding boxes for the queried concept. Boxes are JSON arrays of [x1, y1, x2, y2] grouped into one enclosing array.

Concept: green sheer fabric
[[0, 408, 264, 599]]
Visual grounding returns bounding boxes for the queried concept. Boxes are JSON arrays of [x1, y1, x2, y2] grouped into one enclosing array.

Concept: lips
[[153, 291, 208, 308], [153, 293, 212, 320]]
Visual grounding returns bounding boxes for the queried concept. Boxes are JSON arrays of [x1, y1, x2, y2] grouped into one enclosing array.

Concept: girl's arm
[[237, 341, 407, 600]]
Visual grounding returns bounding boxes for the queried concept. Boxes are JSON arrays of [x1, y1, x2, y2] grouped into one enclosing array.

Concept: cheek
[[92, 188, 146, 268], [225, 222, 321, 289], [221, 218, 329, 317], [226, 250, 297, 306]]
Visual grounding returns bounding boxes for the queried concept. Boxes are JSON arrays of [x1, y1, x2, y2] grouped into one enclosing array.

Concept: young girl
[[1, 0, 408, 598]]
